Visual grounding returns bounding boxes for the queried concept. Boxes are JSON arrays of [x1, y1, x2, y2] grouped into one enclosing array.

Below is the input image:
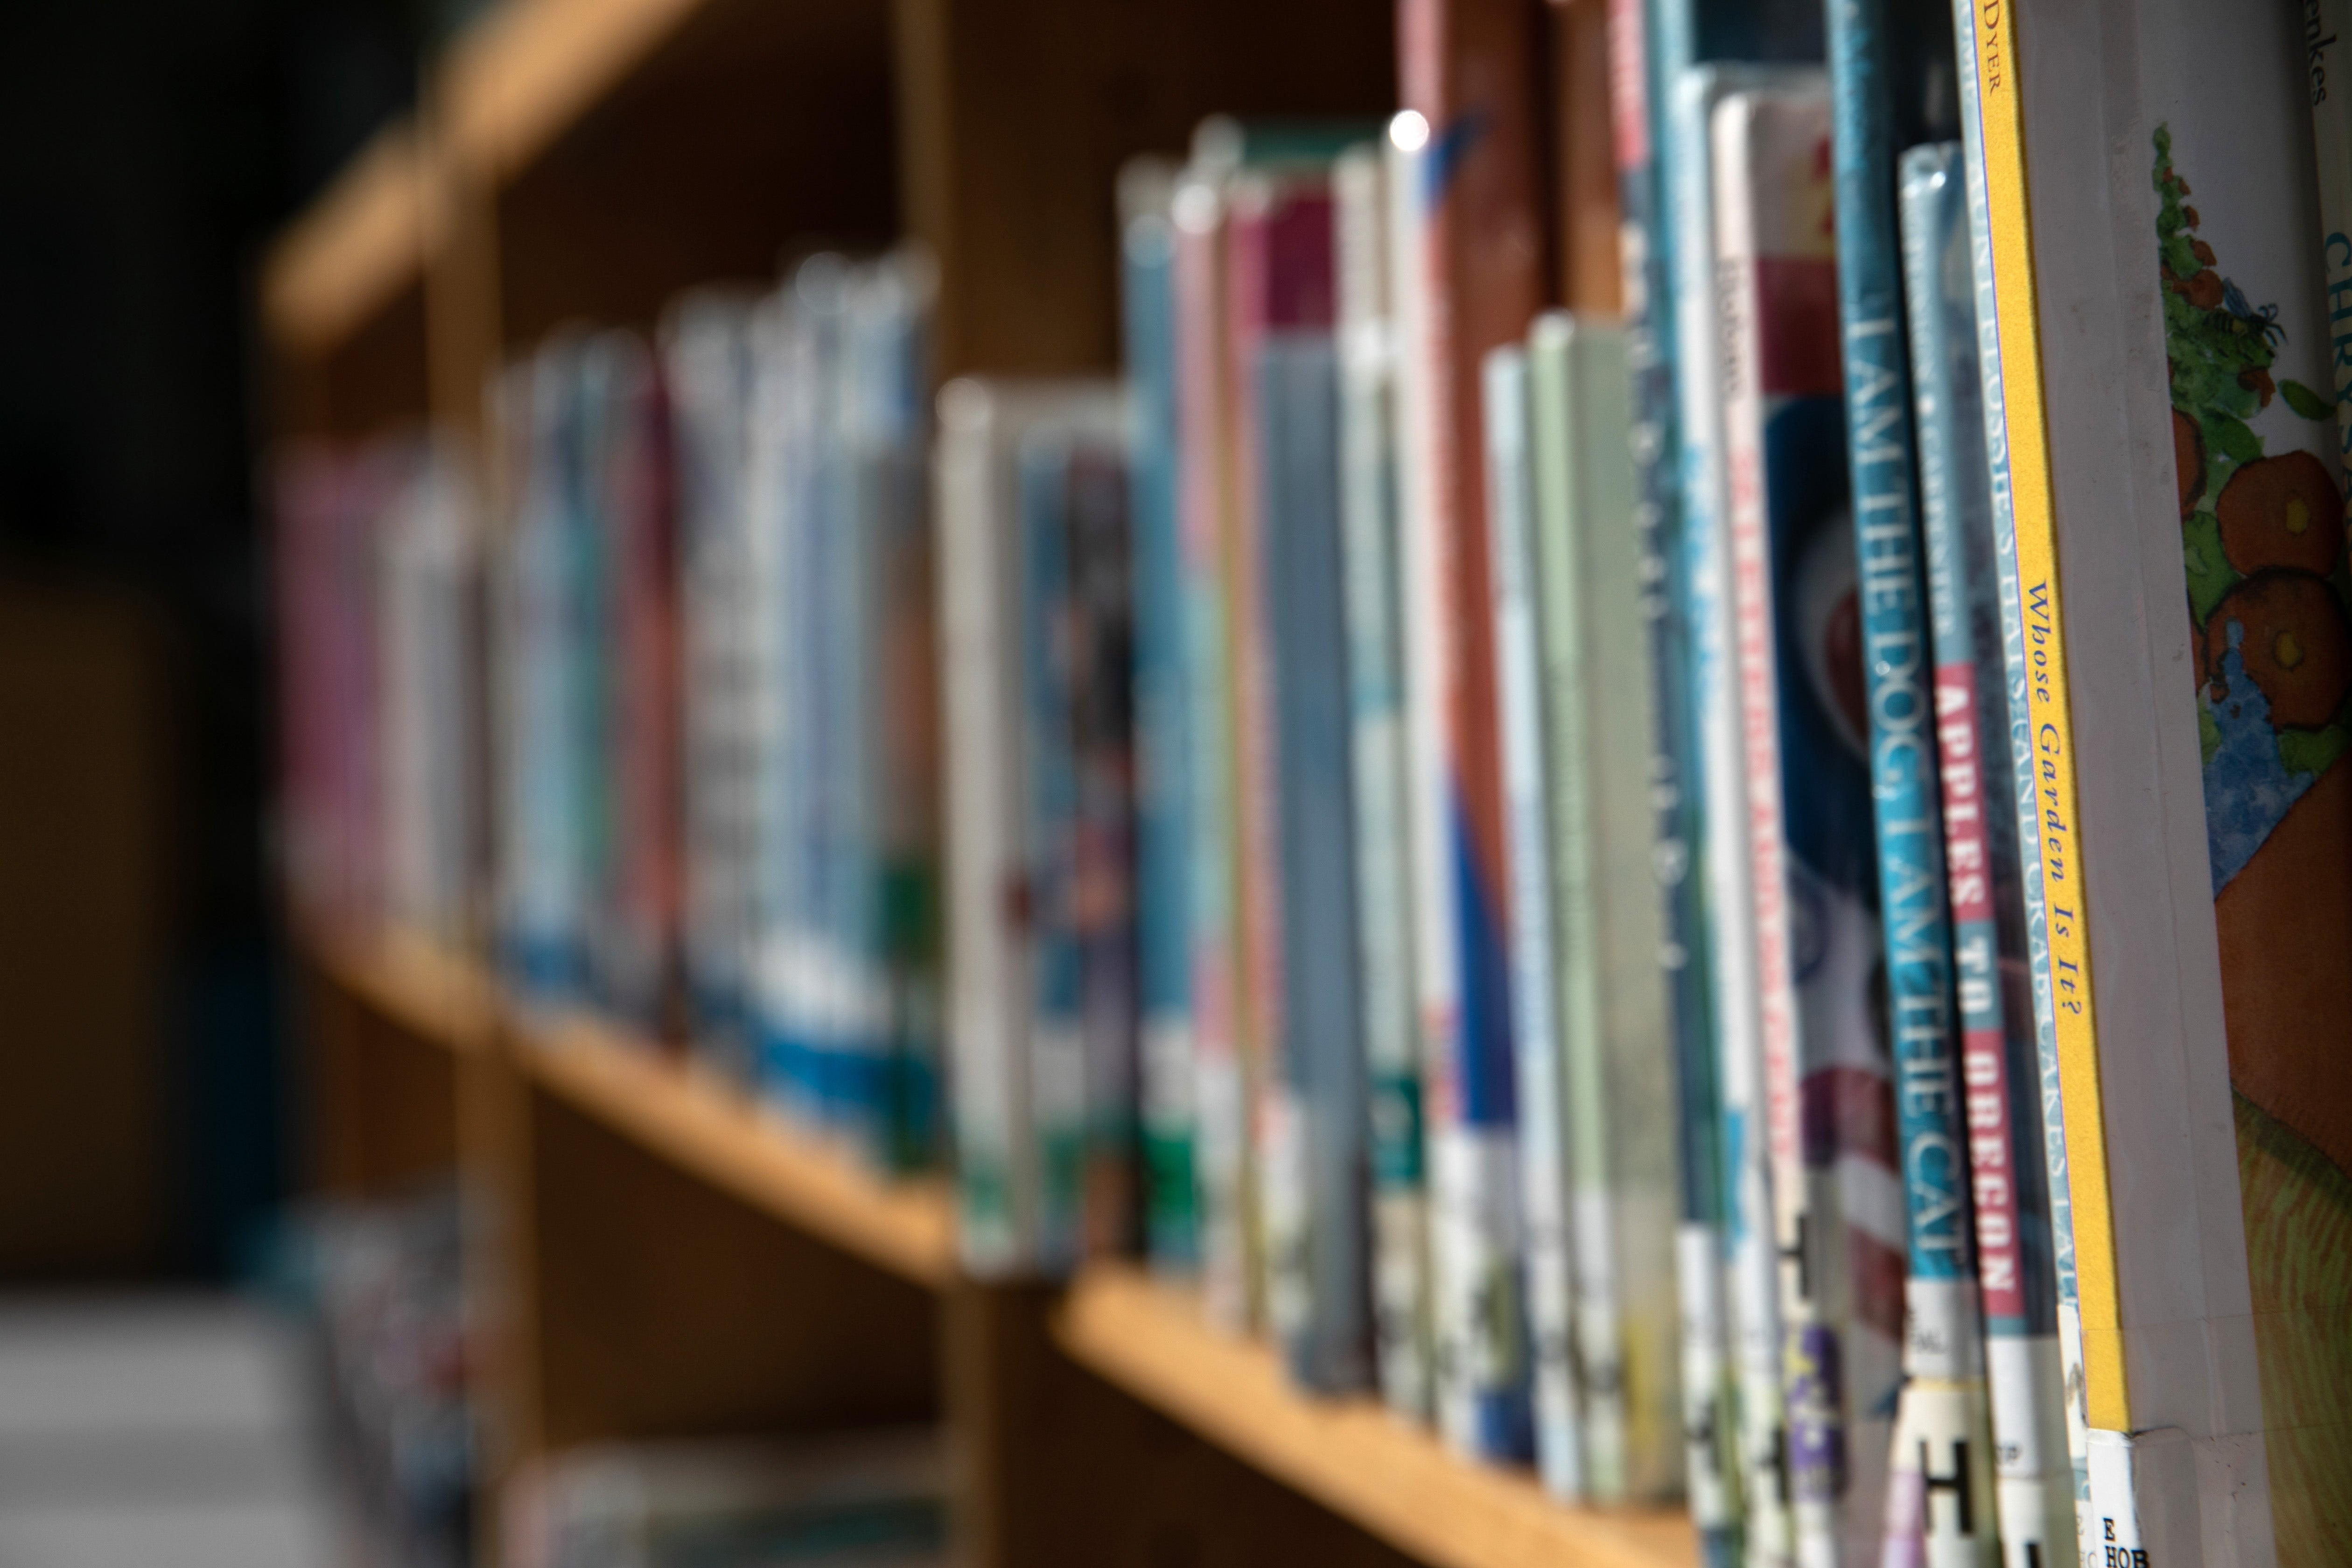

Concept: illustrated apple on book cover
[[2148, 23, 2352, 1550]]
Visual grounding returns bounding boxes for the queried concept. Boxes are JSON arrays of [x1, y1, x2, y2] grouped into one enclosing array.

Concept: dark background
[[0, 0, 483, 1280]]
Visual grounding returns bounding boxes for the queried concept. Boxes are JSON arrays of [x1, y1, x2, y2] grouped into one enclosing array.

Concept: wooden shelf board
[[1055, 1268, 1696, 1568], [442, 0, 719, 185], [514, 1009, 955, 1291], [302, 919, 496, 1053], [263, 122, 430, 360]]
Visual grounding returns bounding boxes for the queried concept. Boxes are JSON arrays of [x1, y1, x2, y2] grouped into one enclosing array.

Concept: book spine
[[1604, 0, 1739, 1553], [1668, 56, 1810, 1568], [1716, 85, 1907, 1568], [667, 300, 759, 1082], [1261, 316, 1373, 1394], [1947, 0, 2091, 1551], [1488, 342, 1584, 1500], [856, 254, 944, 1177], [1226, 178, 1293, 1351], [1016, 432, 1092, 1275], [1062, 439, 1139, 1260], [1827, 0, 2000, 1560], [935, 382, 1037, 1274], [1898, 142, 2074, 1568], [1340, 140, 1435, 1423], [1398, 0, 1549, 1463], [1123, 182, 1202, 1273], [1568, 318, 1685, 1506], [1172, 175, 1257, 1329]]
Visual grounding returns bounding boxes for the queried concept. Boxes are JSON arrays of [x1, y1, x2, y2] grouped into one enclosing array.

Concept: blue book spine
[[1899, 140, 2072, 1568], [1615, 1, 1739, 1557], [1122, 191, 1202, 1272], [1259, 332, 1373, 1394], [1827, 2, 1999, 1559]]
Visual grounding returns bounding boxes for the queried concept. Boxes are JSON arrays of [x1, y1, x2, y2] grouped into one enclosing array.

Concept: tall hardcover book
[[1043, 420, 1141, 1260], [1243, 179, 1373, 1393], [1120, 160, 1202, 1272], [603, 336, 685, 1043], [1486, 343, 1582, 1497], [845, 251, 944, 1173], [1964, 0, 2352, 1556], [1170, 159, 1257, 1331], [1396, 0, 1549, 1463], [936, 380, 1125, 1276], [1528, 314, 1685, 1506], [1600, 3, 1737, 1550], [1897, 142, 2072, 1568], [666, 293, 762, 1082], [1713, 84, 1905, 1566], [1225, 167, 1317, 1371], [1339, 139, 1435, 1421]]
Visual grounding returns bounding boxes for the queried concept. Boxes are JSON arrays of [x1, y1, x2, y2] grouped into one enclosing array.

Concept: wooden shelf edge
[[263, 120, 430, 359], [440, 0, 710, 185], [1053, 1268, 1696, 1568], [513, 1009, 955, 1292], [300, 918, 497, 1052]]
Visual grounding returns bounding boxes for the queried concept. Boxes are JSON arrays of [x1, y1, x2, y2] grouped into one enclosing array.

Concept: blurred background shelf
[[1057, 1268, 1696, 1568], [514, 1012, 955, 1290]]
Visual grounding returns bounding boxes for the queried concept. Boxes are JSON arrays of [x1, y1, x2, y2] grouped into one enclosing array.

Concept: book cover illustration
[[2155, 80, 2352, 1559], [1713, 84, 1906, 1568], [1897, 141, 2072, 1568]]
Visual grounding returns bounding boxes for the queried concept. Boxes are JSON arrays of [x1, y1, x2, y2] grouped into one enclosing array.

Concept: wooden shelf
[[301, 917, 496, 1053], [261, 122, 430, 361], [512, 1008, 955, 1290], [1056, 1267, 1696, 1568]]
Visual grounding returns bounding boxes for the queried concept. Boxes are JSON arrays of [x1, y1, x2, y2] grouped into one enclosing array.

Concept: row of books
[[273, 0, 2349, 1559], [938, 0, 2352, 1565]]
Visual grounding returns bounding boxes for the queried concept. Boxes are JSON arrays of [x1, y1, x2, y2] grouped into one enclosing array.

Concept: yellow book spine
[[1961, 0, 2128, 1436]]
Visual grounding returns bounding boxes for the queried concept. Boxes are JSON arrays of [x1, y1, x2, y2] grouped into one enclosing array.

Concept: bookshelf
[[266, 0, 1693, 1564]]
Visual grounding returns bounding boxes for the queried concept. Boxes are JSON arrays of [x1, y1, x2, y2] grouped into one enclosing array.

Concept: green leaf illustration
[[2280, 378, 2337, 421]]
